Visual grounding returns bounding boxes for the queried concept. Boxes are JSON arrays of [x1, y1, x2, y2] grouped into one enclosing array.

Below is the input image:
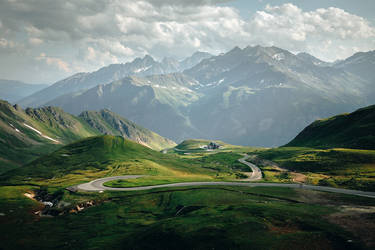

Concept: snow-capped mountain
[[18, 46, 375, 146], [19, 52, 212, 108]]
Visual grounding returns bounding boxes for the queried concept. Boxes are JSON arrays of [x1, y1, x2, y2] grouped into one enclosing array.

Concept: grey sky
[[0, 0, 374, 84]]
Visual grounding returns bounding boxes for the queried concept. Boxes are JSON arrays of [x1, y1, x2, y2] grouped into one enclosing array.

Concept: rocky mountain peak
[[142, 55, 156, 63]]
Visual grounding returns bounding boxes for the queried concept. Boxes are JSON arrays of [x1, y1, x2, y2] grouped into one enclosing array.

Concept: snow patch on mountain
[[272, 53, 285, 61], [9, 123, 21, 133], [23, 123, 60, 143], [134, 66, 152, 73], [218, 78, 225, 85], [153, 84, 168, 89]]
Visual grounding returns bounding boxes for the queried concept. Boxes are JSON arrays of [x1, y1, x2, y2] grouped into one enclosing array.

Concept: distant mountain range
[[18, 51, 212, 108], [44, 74, 202, 141], [0, 99, 175, 172], [286, 104, 375, 150], [0, 79, 48, 103], [16, 46, 375, 146], [333, 50, 375, 99], [183, 46, 372, 146]]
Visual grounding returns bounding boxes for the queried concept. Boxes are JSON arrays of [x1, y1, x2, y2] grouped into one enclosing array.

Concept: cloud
[[0, 0, 244, 55], [250, 4, 375, 41], [0, 38, 14, 48], [36, 53, 71, 73], [143, 0, 233, 7], [29, 37, 43, 45], [0, 1, 374, 83], [246, 3, 375, 60], [0, 37, 24, 54]]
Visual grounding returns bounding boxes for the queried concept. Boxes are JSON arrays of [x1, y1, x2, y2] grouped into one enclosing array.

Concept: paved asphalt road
[[238, 155, 262, 181], [73, 155, 375, 198]]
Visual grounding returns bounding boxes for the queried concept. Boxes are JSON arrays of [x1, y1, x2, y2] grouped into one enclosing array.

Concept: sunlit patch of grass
[[261, 169, 293, 183], [104, 176, 215, 188], [257, 147, 375, 191]]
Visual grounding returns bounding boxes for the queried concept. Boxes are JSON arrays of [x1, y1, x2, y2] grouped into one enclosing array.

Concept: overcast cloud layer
[[0, 0, 374, 83]]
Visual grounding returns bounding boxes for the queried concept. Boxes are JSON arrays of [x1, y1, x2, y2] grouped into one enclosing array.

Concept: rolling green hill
[[3, 135, 161, 182], [2, 135, 244, 187], [0, 100, 176, 173], [79, 109, 176, 151], [286, 105, 375, 149]]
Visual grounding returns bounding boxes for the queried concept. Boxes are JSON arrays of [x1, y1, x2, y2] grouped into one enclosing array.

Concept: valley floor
[[1, 185, 375, 249], [70, 154, 375, 198], [1, 138, 375, 249]]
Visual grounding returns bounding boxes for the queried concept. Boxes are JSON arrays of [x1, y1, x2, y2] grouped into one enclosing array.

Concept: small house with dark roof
[[207, 142, 220, 150]]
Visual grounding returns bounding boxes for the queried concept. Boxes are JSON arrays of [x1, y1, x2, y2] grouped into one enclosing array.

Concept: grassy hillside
[[24, 106, 100, 144], [256, 147, 375, 191], [0, 100, 100, 172], [2, 185, 371, 250], [286, 105, 375, 149], [0, 100, 178, 173], [79, 109, 176, 151], [2, 135, 250, 188], [251, 104, 375, 191]]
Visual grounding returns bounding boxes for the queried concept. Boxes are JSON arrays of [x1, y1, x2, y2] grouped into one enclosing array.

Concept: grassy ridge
[[24, 106, 100, 144], [79, 109, 176, 150], [257, 105, 375, 191], [286, 105, 375, 149]]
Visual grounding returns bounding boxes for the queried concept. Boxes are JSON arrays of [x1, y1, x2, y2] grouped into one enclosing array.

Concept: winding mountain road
[[238, 155, 262, 181], [72, 155, 375, 198]]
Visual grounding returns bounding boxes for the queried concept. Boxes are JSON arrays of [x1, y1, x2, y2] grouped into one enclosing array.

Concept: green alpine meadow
[[1, 1, 375, 249]]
